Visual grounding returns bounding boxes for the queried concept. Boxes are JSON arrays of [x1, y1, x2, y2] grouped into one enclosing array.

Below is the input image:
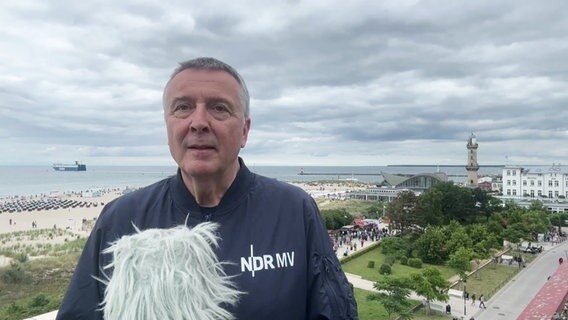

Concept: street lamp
[[463, 279, 467, 317]]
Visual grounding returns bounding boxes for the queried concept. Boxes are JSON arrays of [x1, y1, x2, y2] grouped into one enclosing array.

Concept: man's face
[[164, 69, 250, 179]]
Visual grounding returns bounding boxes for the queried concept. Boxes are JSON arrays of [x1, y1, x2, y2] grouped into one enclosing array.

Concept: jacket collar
[[170, 157, 255, 217]]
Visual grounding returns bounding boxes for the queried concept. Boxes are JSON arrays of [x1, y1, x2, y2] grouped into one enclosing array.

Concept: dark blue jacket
[[57, 160, 357, 319]]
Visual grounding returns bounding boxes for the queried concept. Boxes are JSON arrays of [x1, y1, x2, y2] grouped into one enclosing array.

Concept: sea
[[0, 164, 506, 199]]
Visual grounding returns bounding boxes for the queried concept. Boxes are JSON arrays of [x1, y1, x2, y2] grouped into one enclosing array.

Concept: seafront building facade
[[502, 164, 568, 199], [501, 164, 568, 213], [347, 172, 448, 202]]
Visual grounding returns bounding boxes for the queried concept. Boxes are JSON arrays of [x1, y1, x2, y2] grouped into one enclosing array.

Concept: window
[[549, 181, 553, 187], [507, 180, 511, 186], [513, 180, 516, 186], [530, 180, 534, 186], [513, 170, 516, 175], [512, 189, 517, 196], [555, 180, 559, 187], [549, 191, 553, 198], [538, 181, 542, 187], [555, 191, 559, 197], [523, 180, 527, 186], [538, 190, 542, 197], [507, 170, 511, 176], [507, 189, 511, 196], [530, 190, 534, 197]]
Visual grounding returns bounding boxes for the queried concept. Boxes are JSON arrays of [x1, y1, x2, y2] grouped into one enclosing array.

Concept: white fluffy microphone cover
[[97, 222, 243, 320]]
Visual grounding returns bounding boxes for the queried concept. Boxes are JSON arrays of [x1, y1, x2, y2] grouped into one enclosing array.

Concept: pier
[[298, 172, 381, 176], [298, 171, 467, 178]]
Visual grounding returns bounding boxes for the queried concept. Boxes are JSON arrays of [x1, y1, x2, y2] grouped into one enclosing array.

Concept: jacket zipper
[[322, 256, 344, 318]]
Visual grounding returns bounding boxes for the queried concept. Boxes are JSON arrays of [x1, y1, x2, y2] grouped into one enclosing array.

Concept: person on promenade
[[479, 294, 486, 309], [471, 293, 476, 306], [57, 57, 357, 320]]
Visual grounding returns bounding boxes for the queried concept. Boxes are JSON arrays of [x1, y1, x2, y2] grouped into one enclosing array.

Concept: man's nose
[[190, 105, 210, 133]]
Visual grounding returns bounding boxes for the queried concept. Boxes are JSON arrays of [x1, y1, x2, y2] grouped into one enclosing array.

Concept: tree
[[448, 246, 474, 301], [386, 190, 418, 235], [320, 209, 352, 230], [368, 276, 414, 320], [448, 247, 474, 281], [472, 188, 502, 221], [365, 202, 387, 219], [410, 268, 450, 315], [380, 236, 409, 259], [501, 223, 527, 246], [467, 224, 488, 244], [446, 227, 473, 256], [421, 182, 477, 224], [415, 226, 448, 264], [416, 189, 443, 227], [528, 200, 545, 211]]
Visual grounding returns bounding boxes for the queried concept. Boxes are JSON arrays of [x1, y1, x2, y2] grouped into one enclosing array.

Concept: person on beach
[[57, 57, 357, 320]]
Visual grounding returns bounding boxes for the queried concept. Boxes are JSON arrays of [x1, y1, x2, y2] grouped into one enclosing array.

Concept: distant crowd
[[330, 225, 389, 256]]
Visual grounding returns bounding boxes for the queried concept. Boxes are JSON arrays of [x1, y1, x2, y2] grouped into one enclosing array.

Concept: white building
[[502, 164, 568, 199]]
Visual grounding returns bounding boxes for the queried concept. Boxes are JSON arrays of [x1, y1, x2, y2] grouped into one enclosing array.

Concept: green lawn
[[355, 288, 450, 320], [354, 288, 390, 320], [342, 246, 458, 282], [412, 310, 453, 320], [316, 199, 378, 213], [458, 263, 520, 299]]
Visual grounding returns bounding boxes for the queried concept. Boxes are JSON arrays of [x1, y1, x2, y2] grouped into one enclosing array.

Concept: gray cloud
[[1, 0, 567, 166]]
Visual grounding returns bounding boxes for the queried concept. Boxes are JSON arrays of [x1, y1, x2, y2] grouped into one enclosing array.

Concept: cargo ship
[[52, 161, 87, 171]]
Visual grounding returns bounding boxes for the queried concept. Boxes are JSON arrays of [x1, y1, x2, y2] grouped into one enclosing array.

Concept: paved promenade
[[339, 236, 568, 320], [475, 239, 568, 320]]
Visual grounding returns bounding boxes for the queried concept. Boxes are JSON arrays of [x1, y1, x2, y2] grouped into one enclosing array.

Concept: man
[[57, 57, 357, 319]]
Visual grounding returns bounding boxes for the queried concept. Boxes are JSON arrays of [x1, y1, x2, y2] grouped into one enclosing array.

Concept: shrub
[[16, 253, 28, 263], [29, 294, 50, 309], [408, 258, 423, 269], [6, 302, 25, 316], [400, 256, 408, 265], [0, 264, 31, 284], [380, 237, 407, 258], [367, 260, 375, 268], [379, 263, 392, 275], [384, 255, 396, 266]]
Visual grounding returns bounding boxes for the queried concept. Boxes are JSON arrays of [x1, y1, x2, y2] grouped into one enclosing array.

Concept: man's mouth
[[188, 144, 215, 150]]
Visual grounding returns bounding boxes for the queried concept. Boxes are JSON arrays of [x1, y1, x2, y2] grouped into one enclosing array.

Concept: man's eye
[[172, 104, 192, 118], [175, 104, 190, 111], [209, 104, 232, 120], [212, 104, 229, 113]]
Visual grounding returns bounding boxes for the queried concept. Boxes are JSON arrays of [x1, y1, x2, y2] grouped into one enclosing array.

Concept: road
[[473, 239, 568, 320]]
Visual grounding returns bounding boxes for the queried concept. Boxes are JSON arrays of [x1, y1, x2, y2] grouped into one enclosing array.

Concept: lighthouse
[[466, 133, 479, 188]]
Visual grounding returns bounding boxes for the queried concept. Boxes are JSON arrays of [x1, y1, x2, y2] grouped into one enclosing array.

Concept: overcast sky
[[1, 0, 567, 167]]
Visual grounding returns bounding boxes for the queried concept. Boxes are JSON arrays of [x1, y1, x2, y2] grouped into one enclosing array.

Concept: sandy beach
[[0, 181, 365, 238], [0, 191, 122, 236]]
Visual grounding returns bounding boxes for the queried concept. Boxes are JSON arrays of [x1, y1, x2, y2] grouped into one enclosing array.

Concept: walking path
[[339, 236, 568, 320]]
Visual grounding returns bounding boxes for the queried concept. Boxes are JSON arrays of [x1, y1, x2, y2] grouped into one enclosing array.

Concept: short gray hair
[[164, 57, 250, 118]]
